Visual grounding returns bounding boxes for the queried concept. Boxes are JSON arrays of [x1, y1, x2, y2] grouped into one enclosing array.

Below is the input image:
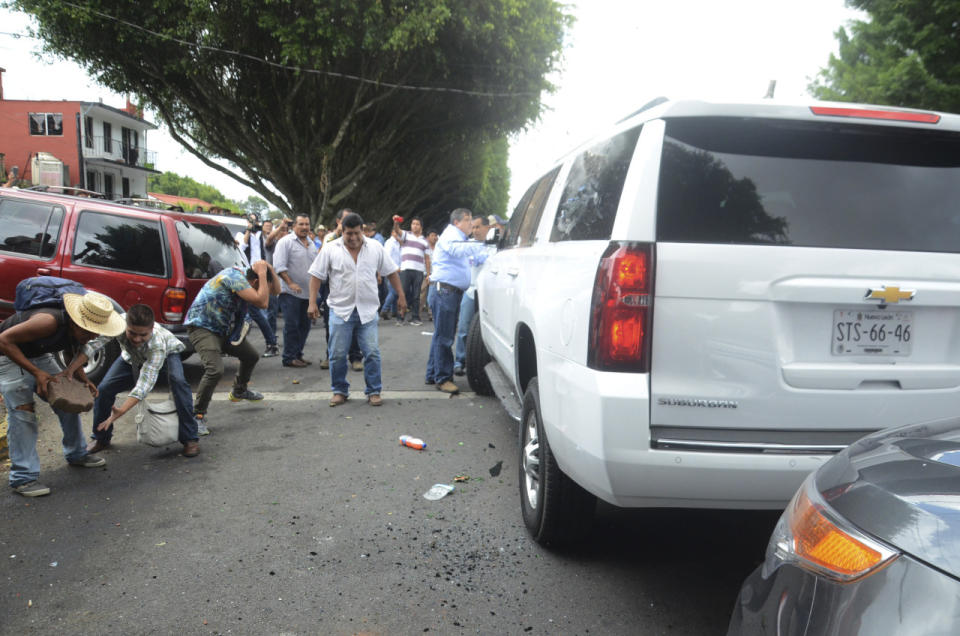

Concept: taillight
[[162, 287, 187, 322], [588, 242, 654, 372], [810, 105, 941, 124]]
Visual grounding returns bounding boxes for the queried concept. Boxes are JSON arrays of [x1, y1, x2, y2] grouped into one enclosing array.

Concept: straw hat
[[62, 292, 125, 336]]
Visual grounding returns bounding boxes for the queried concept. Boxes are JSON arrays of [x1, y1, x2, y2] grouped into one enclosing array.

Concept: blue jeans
[[426, 284, 463, 384], [93, 353, 198, 444], [382, 285, 398, 315], [279, 293, 311, 363], [1, 354, 89, 488], [454, 290, 475, 369], [266, 294, 279, 336], [328, 308, 382, 396], [247, 305, 277, 347], [427, 284, 437, 317]]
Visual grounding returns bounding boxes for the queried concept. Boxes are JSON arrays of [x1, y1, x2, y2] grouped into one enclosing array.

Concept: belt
[[436, 281, 463, 293]]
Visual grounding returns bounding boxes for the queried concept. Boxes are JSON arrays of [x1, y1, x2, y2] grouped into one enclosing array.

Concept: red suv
[[0, 187, 247, 381]]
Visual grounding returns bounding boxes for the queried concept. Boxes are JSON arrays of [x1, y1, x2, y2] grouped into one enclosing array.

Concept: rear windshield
[[176, 221, 247, 279], [656, 117, 960, 252]]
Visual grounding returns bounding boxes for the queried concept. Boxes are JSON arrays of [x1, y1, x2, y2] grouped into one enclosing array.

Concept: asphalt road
[[1, 316, 779, 635]]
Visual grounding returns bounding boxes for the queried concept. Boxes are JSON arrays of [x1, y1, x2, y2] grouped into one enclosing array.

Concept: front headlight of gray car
[[762, 473, 900, 583]]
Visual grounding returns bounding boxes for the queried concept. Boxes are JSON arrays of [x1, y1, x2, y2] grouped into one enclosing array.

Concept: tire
[[465, 313, 493, 396], [55, 340, 120, 385], [519, 378, 596, 547]]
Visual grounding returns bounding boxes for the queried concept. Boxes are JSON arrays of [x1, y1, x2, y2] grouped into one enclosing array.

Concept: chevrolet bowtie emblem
[[865, 286, 915, 304]]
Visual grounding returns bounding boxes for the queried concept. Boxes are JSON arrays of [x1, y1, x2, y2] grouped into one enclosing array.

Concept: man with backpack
[[0, 281, 125, 497], [68, 304, 201, 457]]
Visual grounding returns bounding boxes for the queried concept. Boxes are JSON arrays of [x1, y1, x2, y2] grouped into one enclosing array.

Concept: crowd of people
[[0, 206, 494, 498]]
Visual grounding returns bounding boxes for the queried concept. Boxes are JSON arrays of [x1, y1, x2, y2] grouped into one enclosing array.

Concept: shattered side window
[[550, 126, 641, 242]]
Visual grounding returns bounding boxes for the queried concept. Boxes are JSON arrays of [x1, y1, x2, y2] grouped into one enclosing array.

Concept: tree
[[241, 195, 268, 217], [809, 0, 960, 112], [14, 0, 569, 225]]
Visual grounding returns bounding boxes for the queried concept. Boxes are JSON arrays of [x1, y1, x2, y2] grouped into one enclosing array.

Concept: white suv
[[467, 99, 960, 546]]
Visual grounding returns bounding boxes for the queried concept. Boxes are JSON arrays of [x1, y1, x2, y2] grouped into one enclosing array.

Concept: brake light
[[810, 106, 940, 124], [588, 242, 654, 372], [162, 287, 187, 322]]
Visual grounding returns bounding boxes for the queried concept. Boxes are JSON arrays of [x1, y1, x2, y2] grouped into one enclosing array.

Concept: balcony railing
[[83, 135, 157, 168]]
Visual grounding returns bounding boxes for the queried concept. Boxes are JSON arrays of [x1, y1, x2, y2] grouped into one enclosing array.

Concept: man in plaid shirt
[[70, 304, 201, 457]]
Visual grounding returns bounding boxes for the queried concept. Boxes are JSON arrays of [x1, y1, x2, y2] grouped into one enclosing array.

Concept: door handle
[[36, 268, 52, 275], [507, 267, 520, 277]]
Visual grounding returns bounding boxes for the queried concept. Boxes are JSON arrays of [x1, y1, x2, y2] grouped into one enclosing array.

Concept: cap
[[487, 214, 507, 226]]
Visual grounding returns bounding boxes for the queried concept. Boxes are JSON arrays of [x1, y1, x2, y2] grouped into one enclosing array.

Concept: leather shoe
[[182, 441, 200, 457], [367, 394, 383, 406], [283, 359, 308, 368], [329, 393, 348, 407], [298, 357, 313, 366], [351, 360, 364, 371], [436, 380, 460, 395], [87, 439, 111, 454]]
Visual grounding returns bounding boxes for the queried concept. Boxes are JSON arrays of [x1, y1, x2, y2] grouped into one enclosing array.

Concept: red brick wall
[[0, 100, 82, 184]]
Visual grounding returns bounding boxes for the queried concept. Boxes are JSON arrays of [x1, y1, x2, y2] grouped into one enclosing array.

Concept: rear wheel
[[465, 313, 493, 396], [56, 340, 120, 385], [519, 378, 596, 547]]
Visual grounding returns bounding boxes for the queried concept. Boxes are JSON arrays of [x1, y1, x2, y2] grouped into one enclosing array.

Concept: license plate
[[832, 309, 912, 356]]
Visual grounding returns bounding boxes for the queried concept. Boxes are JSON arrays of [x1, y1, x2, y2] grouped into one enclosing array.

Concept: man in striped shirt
[[392, 216, 431, 326], [73, 304, 201, 457]]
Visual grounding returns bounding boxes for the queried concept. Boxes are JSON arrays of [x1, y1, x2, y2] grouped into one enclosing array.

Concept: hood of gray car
[[816, 417, 960, 581]]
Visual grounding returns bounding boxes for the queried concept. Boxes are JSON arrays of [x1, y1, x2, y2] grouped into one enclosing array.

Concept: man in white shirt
[[307, 213, 406, 407], [273, 214, 319, 368]]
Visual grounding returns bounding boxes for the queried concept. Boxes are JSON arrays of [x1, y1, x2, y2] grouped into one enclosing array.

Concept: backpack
[[14, 276, 86, 312]]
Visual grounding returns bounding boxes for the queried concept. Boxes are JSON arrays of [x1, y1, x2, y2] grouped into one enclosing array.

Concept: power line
[[57, 1, 538, 99]]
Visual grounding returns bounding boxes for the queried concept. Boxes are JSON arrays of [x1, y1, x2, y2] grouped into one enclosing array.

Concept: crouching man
[[0, 291, 124, 497], [70, 304, 201, 457]]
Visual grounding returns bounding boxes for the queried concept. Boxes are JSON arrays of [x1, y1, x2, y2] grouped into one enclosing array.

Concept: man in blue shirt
[[425, 208, 490, 394]]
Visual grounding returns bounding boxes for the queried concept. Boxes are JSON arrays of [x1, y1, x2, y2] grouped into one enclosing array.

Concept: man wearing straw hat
[[0, 290, 125, 497]]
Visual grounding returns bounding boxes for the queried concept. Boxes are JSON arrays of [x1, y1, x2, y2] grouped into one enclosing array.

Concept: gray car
[[728, 417, 960, 635]]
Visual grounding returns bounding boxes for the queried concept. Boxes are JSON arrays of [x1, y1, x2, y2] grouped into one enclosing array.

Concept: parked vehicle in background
[[467, 99, 960, 546], [0, 187, 247, 381], [728, 417, 960, 636]]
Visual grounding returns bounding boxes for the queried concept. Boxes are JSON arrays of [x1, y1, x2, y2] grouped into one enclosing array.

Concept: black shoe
[[262, 344, 279, 358], [454, 366, 465, 376]]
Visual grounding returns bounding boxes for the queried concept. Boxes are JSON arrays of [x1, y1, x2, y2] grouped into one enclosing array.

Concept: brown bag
[[46, 376, 94, 414]]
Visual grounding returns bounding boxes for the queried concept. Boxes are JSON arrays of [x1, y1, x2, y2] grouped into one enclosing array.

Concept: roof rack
[[115, 197, 184, 212], [22, 185, 105, 198]]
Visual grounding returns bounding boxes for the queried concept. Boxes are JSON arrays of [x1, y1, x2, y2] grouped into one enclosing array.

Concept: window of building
[[72, 211, 165, 276], [103, 122, 112, 152], [103, 174, 114, 199], [84, 116, 94, 148], [28, 112, 64, 136]]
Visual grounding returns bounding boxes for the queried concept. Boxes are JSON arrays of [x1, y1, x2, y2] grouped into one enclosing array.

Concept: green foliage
[[147, 171, 243, 212], [810, 0, 960, 112], [12, 0, 570, 226]]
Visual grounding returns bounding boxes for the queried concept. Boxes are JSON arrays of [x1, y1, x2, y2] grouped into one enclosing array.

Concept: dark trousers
[[278, 293, 311, 363], [400, 269, 424, 321], [93, 353, 199, 443], [188, 326, 260, 414]]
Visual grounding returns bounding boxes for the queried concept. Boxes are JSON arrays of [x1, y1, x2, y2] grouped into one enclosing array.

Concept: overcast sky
[[0, 1, 862, 212]]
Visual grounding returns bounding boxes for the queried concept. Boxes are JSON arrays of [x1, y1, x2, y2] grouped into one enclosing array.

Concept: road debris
[[423, 484, 455, 500]]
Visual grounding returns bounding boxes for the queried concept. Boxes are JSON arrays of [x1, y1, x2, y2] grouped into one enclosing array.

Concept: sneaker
[[424, 378, 435, 385], [262, 344, 279, 358], [230, 388, 264, 402], [14, 481, 50, 497], [351, 360, 364, 372], [409, 320, 423, 326], [453, 366, 465, 376], [396, 319, 405, 326], [194, 412, 210, 436], [69, 454, 107, 468], [229, 321, 251, 346], [320, 358, 330, 369], [436, 380, 460, 395]]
